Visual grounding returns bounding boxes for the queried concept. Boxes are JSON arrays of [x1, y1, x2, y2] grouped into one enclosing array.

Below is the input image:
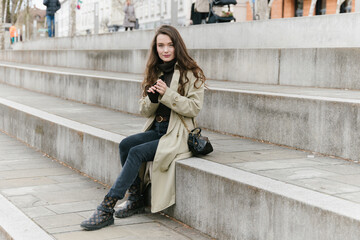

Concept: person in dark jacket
[[43, 0, 61, 37]]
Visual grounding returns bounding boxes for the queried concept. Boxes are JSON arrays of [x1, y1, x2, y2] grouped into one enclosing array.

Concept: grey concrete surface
[[171, 158, 360, 240], [2, 63, 360, 162], [1, 82, 360, 239], [279, 48, 360, 89], [0, 133, 211, 240], [0, 62, 143, 114], [3, 47, 360, 89], [0, 87, 129, 186], [0, 192, 54, 240], [198, 87, 360, 162], [11, 13, 360, 51]]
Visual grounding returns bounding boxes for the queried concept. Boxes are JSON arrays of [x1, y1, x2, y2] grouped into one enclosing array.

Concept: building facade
[[56, 0, 197, 36], [134, 0, 192, 28], [55, 0, 360, 37], [246, 0, 359, 20], [56, 0, 123, 37]]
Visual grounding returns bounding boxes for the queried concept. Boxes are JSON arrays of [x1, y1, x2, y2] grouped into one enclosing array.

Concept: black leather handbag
[[187, 127, 213, 155], [179, 116, 213, 156]]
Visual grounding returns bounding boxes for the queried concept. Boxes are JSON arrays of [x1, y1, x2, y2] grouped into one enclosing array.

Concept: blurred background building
[[0, 0, 359, 45]]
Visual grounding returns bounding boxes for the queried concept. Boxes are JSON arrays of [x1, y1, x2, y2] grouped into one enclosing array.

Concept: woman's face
[[156, 34, 175, 62]]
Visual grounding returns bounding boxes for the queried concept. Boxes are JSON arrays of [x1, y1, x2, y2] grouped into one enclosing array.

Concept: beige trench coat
[[139, 65, 204, 213]]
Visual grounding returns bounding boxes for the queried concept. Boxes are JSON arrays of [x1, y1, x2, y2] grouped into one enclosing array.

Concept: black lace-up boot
[[80, 196, 118, 231], [115, 182, 145, 218]]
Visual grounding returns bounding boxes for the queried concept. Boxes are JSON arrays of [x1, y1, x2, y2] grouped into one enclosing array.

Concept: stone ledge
[[0, 194, 54, 240], [171, 158, 360, 240]]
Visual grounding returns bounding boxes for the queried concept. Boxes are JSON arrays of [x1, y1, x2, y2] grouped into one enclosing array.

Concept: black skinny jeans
[[106, 121, 169, 200]]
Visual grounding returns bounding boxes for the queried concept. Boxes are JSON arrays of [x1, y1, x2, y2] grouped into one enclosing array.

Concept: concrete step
[[171, 157, 360, 240], [2, 47, 360, 89], [1, 82, 360, 239], [1, 61, 360, 162], [0, 131, 210, 240], [12, 13, 360, 51]]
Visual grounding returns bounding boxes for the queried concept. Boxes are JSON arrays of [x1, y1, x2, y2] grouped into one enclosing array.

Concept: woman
[[80, 25, 206, 231], [123, 0, 136, 31]]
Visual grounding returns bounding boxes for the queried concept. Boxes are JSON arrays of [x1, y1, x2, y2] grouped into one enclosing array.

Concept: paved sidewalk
[[0, 132, 212, 240]]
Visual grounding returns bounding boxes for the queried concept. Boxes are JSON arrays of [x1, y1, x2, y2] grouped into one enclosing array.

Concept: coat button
[[174, 96, 179, 101], [172, 103, 176, 107]]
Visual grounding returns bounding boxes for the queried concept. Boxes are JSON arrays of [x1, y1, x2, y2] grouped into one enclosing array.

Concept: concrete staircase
[[2, 13, 360, 239]]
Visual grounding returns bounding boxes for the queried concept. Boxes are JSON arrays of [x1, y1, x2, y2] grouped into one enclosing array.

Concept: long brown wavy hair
[[142, 25, 206, 97]]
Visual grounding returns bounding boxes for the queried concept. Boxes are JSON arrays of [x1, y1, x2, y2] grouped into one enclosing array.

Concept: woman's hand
[[154, 79, 167, 96], [147, 85, 157, 94]]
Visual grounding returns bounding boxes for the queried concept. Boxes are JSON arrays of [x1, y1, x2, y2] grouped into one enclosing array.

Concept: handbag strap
[[178, 114, 196, 133]]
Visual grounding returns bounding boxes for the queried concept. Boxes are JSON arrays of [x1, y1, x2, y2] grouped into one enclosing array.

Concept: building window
[[315, 0, 326, 15], [295, 0, 303, 16], [340, 0, 352, 12]]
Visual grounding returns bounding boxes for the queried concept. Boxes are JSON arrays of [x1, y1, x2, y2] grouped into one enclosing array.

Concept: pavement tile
[[56, 179, 106, 190], [48, 174, 92, 183], [52, 225, 130, 240], [147, 213, 212, 240], [1, 184, 64, 196], [122, 222, 193, 240], [0, 165, 12, 171], [0, 144, 33, 149], [53, 222, 194, 240], [112, 214, 155, 226], [212, 141, 278, 153], [200, 150, 248, 164], [322, 174, 360, 187], [7, 194, 46, 208], [229, 148, 310, 161], [229, 158, 328, 171], [0, 168, 73, 179], [201, 130, 239, 140], [32, 188, 109, 205], [310, 157, 350, 165], [77, 210, 95, 218], [258, 167, 340, 181], [294, 178, 360, 195], [35, 213, 86, 229], [0, 176, 58, 189], [46, 200, 102, 214], [0, 158, 50, 166], [22, 206, 57, 218], [314, 164, 360, 175], [336, 191, 360, 203], [46, 225, 83, 235], [0, 155, 41, 161], [3, 159, 64, 170], [0, 151, 43, 158]]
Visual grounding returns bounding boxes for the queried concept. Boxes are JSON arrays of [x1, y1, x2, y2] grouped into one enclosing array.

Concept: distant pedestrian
[[123, 0, 136, 31], [194, 0, 209, 24], [9, 25, 16, 44], [80, 25, 206, 231], [43, 0, 61, 37]]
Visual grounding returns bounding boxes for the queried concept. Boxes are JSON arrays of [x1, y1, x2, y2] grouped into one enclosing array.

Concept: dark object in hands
[[147, 75, 164, 103], [188, 128, 213, 155], [147, 81, 159, 103]]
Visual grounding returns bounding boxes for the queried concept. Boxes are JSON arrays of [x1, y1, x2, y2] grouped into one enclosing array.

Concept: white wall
[[56, 0, 70, 37]]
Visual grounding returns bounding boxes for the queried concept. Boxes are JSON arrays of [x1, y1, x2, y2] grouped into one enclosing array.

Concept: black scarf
[[155, 59, 177, 118]]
